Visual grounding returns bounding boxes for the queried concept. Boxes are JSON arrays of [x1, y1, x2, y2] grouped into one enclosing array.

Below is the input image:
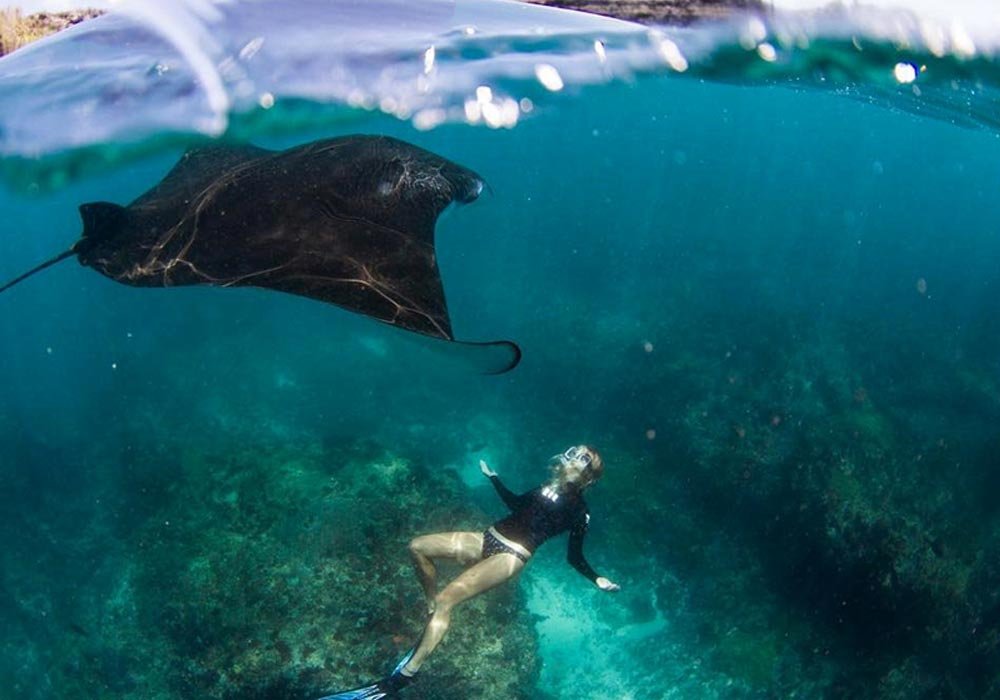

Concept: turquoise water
[[2, 1, 1000, 698]]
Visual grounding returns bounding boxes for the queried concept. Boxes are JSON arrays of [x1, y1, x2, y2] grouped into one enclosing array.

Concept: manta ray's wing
[[129, 143, 274, 212], [164, 136, 519, 373], [236, 137, 520, 373]]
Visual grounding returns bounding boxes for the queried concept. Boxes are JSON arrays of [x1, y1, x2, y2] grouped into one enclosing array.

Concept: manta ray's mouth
[[441, 164, 486, 205], [461, 177, 486, 203]]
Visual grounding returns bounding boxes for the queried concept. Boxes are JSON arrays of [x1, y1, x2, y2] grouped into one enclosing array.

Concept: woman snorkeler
[[321, 444, 620, 699]]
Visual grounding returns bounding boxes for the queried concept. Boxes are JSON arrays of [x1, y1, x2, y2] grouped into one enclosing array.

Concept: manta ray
[[0, 135, 520, 373]]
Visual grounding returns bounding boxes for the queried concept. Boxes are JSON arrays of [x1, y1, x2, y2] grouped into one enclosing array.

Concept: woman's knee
[[432, 590, 456, 615], [409, 536, 430, 557]]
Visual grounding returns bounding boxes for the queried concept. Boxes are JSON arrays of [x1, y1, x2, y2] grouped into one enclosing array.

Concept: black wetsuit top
[[488, 475, 599, 583]]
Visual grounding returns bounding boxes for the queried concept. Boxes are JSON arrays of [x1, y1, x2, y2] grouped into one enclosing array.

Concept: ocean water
[[2, 1, 1000, 699]]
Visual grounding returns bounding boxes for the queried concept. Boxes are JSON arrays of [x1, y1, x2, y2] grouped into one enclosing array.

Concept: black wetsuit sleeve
[[567, 509, 599, 583], [489, 475, 530, 511]]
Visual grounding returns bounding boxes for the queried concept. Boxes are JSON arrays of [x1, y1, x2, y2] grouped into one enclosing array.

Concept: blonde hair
[[584, 445, 605, 483], [550, 445, 604, 491]]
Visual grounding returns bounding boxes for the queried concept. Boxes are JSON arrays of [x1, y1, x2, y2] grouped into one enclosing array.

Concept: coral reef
[[538, 290, 1000, 696], [2, 256, 997, 698], [0, 423, 539, 700]]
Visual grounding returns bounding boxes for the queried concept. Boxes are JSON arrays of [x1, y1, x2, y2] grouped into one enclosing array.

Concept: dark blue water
[[2, 2, 1000, 698]]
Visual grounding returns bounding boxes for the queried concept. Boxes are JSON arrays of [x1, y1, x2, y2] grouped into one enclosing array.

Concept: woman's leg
[[408, 532, 484, 612], [402, 552, 524, 675]]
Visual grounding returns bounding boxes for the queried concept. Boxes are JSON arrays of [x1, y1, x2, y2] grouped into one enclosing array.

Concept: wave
[[0, 0, 998, 185]]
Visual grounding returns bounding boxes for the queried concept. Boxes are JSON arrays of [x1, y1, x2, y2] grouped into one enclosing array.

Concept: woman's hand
[[596, 577, 621, 592], [479, 459, 497, 478]]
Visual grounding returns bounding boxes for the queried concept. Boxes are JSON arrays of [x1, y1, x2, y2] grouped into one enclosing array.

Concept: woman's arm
[[568, 512, 620, 591], [480, 459, 530, 511]]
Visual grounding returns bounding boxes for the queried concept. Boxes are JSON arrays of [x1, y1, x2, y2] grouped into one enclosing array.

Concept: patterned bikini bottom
[[481, 527, 531, 563]]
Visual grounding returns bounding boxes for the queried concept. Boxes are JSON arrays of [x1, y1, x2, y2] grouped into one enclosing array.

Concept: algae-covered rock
[[0, 8, 102, 56], [524, 0, 764, 25]]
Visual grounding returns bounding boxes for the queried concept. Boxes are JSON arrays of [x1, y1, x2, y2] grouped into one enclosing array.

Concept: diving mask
[[561, 445, 593, 470]]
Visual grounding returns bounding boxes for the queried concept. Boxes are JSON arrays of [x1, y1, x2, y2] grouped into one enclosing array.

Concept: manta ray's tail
[[0, 202, 127, 296], [0, 248, 76, 295]]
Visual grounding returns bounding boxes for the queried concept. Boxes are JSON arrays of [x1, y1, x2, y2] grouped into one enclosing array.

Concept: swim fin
[[315, 681, 393, 700], [317, 649, 417, 700]]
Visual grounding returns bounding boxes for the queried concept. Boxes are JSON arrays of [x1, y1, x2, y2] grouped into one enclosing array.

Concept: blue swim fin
[[391, 647, 416, 677], [317, 649, 416, 700], [316, 682, 391, 700]]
